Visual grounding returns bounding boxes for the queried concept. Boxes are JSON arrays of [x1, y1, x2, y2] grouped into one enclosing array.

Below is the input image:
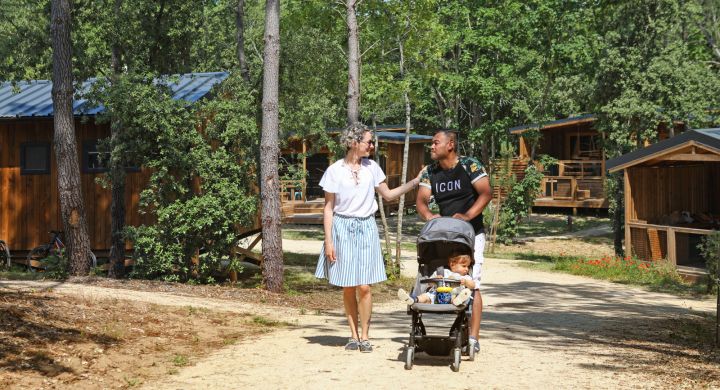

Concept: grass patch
[[0, 266, 48, 280], [251, 315, 288, 327], [283, 252, 318, 267], [517, 215, 610, 237], [171, 354, 189, 367], [282, 228, 324, 241], [506, 252, 709, 296]]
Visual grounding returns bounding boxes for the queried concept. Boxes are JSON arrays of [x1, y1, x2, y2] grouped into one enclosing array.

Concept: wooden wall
[[381, 143, 428, 206], [626, 163, 720, 223], [0, 118, 151, 252]]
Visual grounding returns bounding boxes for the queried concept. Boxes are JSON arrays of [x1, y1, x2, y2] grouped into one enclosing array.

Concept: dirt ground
[[2, 216, 719, 389], [0, 288, 277, 389], [2, 254, 719, 389]]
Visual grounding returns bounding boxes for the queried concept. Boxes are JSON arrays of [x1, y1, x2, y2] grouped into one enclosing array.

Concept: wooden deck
[[535, 160, 608, 210]]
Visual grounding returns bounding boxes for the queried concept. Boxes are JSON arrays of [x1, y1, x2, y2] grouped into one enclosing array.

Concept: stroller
[[402, 217, 476, 372]]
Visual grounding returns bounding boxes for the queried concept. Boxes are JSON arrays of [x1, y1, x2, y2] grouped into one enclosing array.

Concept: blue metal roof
[[376, 131, 432, 143], [0, 72, 229, 118], [509, 114, 596, 134]]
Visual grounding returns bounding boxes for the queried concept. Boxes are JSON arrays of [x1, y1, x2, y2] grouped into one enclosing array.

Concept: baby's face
[[450, 259, 471, 276]]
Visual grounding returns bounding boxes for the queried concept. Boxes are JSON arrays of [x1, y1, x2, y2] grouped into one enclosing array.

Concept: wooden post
[[667, 227, 676, 265], [624, 169, 632, 258], [302, 139, 307, 201], [716, 250, 720, 346]]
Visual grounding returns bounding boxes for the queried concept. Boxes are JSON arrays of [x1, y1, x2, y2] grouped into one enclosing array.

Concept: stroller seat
[[402, 217, 478, 372], [409, 302, 468, 313]]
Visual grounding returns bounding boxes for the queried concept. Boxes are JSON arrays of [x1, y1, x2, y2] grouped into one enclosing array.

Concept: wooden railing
[[539, 176, 605, 200], [538, 159, 605, 201], [553, 160, 603, 178], [628, 221, 714, 265], [280, 180, 305, 202]]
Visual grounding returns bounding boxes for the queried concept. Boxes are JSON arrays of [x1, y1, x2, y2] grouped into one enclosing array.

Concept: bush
[[698, 231, 720, 292], [98, 73, 260, 283]]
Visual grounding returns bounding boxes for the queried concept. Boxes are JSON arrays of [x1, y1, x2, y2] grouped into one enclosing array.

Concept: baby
[[398, 252, 475, 306]]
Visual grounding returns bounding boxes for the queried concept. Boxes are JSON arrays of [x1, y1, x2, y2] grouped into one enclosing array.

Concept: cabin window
[[83, 140, 108, 173], [82, 140, 140, 173], [20, 142, 51, 175]]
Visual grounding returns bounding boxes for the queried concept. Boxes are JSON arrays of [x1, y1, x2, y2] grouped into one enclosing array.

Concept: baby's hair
[[448, 251, 472, 267]]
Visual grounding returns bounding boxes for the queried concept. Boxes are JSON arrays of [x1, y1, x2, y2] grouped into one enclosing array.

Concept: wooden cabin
[[280, 126, 432, 224], [0, 72, 229, 255], [509, 114, 681, 213], [606, 128, 720, 273]]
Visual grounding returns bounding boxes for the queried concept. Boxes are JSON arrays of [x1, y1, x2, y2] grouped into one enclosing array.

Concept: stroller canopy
[[416, 217, 475, 266]]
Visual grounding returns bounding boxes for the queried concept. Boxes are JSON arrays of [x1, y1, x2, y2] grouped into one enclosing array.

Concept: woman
[[315, 123, 421, 353]]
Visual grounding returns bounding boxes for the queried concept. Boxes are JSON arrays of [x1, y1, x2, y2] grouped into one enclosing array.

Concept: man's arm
[[452, 176, 492, 221], [415, 185, 439, 221]]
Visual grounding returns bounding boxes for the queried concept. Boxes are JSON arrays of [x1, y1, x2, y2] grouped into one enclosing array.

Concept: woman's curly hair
[[339, 123, 371, 150]]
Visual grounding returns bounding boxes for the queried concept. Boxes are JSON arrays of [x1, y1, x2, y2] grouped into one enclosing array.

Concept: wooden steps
[[281, 199, 325, 225], [492, 158, 528, 200]]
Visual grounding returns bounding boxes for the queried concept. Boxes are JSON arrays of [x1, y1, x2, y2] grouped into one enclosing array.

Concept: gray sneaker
[[358, 339, 373, 353], [345, 338, 359, 351], [468, 337, 480, 354]]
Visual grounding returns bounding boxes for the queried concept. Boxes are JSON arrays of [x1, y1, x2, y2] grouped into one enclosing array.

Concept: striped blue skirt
[[315, 214, 387, 287]]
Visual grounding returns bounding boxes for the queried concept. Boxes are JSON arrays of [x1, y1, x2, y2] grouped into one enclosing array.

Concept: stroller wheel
[[468, 342, 476, 361], [404, 346, 414, 370], [451, 348, 461, 372]]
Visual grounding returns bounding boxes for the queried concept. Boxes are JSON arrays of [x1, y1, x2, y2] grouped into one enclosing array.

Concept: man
[[416, 129, 492, 354]]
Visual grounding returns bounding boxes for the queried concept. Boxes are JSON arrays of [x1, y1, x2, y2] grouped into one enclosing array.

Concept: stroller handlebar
[[419, 277, 463, 285]]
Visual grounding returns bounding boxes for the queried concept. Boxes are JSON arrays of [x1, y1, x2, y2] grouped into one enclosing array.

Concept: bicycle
[[26, 231, 97, 272], [0, 240, 10, 270]]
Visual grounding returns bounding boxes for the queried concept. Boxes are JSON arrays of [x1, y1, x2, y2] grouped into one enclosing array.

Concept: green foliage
[[42, 250, 69, 280], [0, 0, 51, 80], [90, 72, 259, 282], [495, 163, 546, 243], [490, 142, 550, 244], [698, 231, 720, 290]]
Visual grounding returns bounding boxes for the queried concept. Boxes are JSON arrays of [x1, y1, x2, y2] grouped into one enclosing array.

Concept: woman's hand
[[325, 239, 337, 262]]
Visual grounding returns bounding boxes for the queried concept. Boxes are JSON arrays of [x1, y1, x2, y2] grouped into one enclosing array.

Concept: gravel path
[[2, 241, 716, 389]]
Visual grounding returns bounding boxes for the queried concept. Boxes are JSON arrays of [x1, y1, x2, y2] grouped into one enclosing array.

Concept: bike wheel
[[0, 240, 10, 270], [89, 251, 97, 269], [27, 245, 51, 272]]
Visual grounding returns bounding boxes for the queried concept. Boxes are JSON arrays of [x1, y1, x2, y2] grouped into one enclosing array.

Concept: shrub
[[698, 231, 720, 292], [557, 254, 684, 286]]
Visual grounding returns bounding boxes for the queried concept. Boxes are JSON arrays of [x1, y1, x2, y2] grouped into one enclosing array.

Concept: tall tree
[[260, 0, 283, 292], [236, 0, 250, 82], [50, 0, 92, 275], [346, 0, 361, 125], [107, 0, 126, 279]]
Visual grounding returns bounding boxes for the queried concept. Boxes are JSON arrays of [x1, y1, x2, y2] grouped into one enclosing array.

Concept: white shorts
[[471, 233, 485, 289]]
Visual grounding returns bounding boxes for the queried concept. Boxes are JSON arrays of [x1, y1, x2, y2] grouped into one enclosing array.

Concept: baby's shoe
[[397, 288, 415, 305], [452, 288, 472, 306]]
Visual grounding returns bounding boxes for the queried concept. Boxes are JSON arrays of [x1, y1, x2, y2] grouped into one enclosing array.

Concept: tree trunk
[[394, 31, 411, 277], [236, 0, 250, 83], [50, 0, 92, 276], [260, 0, 283, 292], [372, 117, 392, 258], [346, 0, 360, 125], [107, 0, 126, 279], [108, 140, 126, 278]]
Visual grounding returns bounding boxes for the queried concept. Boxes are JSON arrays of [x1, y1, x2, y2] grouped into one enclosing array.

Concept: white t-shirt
[[319, 158, 386, 218], [431, 268, 473, 282]]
